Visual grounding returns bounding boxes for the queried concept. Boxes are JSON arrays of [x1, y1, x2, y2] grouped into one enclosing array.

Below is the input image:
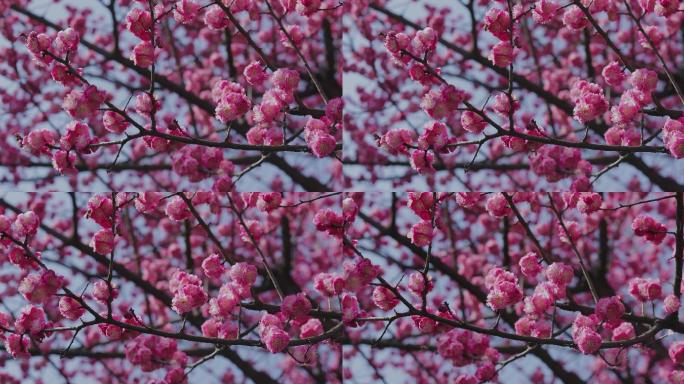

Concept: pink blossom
[[630, 69, 658, 93], [59, 297, 85, 320], [595, 296, 624, 323], [204, 5, 229, 30], [22, 129, 58, 155], [300, 318, 324, 338], [670, 341, 684, 364], [296, 0, 322, 16], [341, 293, 361, 324], [313, 209, 344, 237], [576, 192, 602, 214], [174, 0, 201, 24], [380, 129, 414, 155], [63, 86, 105, 120], [166, 195, 192, 221], [372, 286, 399, 311], [244, 61, 268, 86], [307, 131, 337, 158], [54, 28, 79, 55], [485, 267, 523, 310], [563, 6, 588, 30], [485, 193, 511, 217], [489, 41, 515, 67], [546, 262, 574, 287], [461, 111, 487, 134], [574, 327, 602, 354], [602, 62, 627, 87], [52, 150, 77, 174], [281, 293, 312, 320], [209, 283, 240, 317], [19, 270, 63, 304], [519, 252, 542, 278], [61, 121, 91, 151], [407, 220, 434, 247], [409, 150, 435, 175], [612, 322, 635, 341], [632, 215, 667, 244], [665, 294, 681, 315], [407, 192, 435, 220], [131, 41, 155, 67], [15, 211, 39, 237], [483, 8, 511, 41], [170, 271, 208, 314], [25, 32, 53, 65], [202, 253, 225, 279], [230, 262, 258, 287], [420, 85, 464, 120], [5, 334, 30, 359], [418, 121, 448, 151], [533, 0, 559, 24], [262, 326, 290, 353], [102, 111, 130, 134], [14, 305, 47, 335], [126, 8, 153, 41], [407, 272, 433, 297], [93, 280, 118, 304], [271, 68, 300, 93], [571, 80, 608, 124]]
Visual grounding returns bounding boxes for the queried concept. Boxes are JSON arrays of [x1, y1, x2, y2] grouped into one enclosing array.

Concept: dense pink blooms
[[15, 305, 47, 335], [19, 270, 63, 304], [612, 322, 635, 341], [169, 271, 208, 314], [244, 61, 269, 86], [628, 277, 663, 301], [22, 129, 58, 155], [571, 80, 608, 123], [533, 0, 559, 24], [418, 121, 448, 151], [25, 31, 53, 65], [420, 85, 464, 120], [208, 283, 240, 317], [663, 118, 684, 158], [630, 69, 658, 94], [576, 193, 602, 214], [602, 61, 627, 87], [62, 86, 105, 120], [632, 215, 667, 244], [485, 267, 523, 310], [665, 295, 681, 315]]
